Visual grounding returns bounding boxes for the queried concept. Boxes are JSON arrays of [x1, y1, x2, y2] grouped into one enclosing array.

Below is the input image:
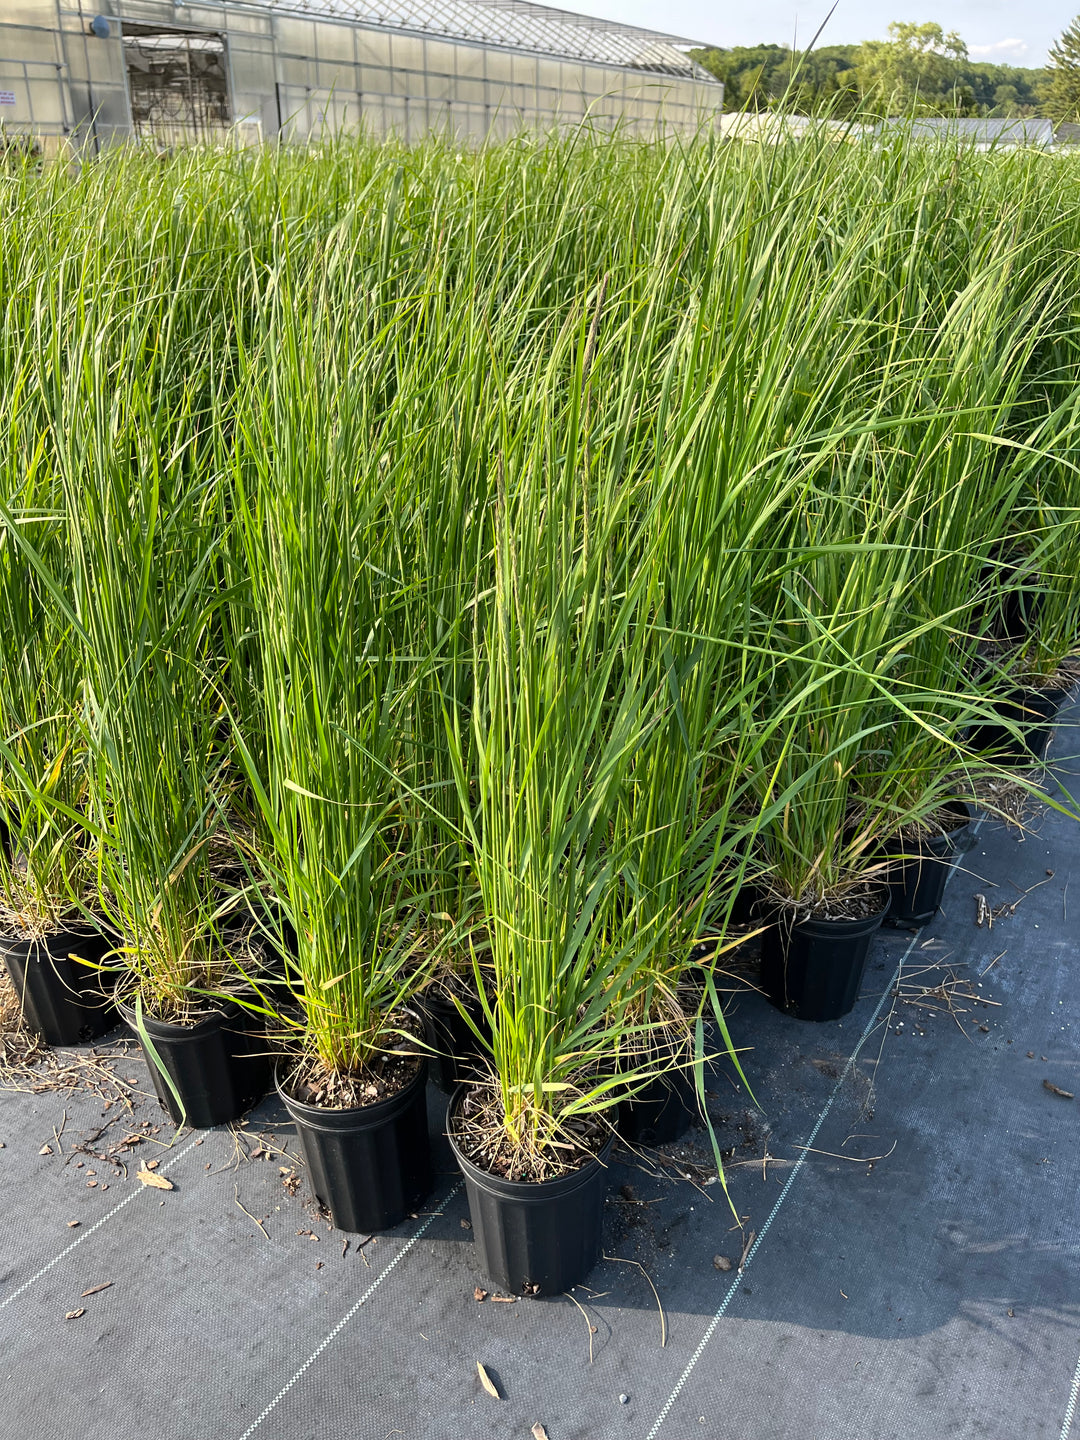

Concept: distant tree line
[[691, 23, 1053, 118]]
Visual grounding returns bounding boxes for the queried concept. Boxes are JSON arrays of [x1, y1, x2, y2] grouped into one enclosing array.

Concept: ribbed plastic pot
[[250, 902, 298, 980], [967, 687, 1070, 765], [2, 925, 116, 1046], [884, 801, 972, 929], [994, 586, 1041, 644], [761, 888, 889, 1023], [448, 1087, 614, 1295], [619, 1066, 698, 1146], [118, 995, 270, 1128], [278, 1059, 432, 1233], [728, 882, 764, 928], [419, 990, 491, 1093], [973, 560, 1041, 644]]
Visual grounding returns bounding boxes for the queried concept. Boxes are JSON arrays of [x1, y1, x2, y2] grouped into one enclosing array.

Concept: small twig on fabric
[[792, 1140, 897, 1164], [562, 1290, 597, 1363], [234, 1184, 271, 1242], [603, 1254, 666, 1347]]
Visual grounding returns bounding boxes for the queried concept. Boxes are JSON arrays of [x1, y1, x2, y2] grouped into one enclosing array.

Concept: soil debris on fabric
[[0, 976, 144, 1109], [1043, 1080, 1074, 1098], [0, 969, 47, 1071], [969, 772, 1048, 832]]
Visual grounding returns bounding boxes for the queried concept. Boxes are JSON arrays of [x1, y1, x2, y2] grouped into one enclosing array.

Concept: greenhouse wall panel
[[0, 0, 722, 149]]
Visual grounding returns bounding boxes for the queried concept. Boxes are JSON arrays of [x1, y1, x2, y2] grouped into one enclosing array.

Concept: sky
[[562, 0, 1078, 67]]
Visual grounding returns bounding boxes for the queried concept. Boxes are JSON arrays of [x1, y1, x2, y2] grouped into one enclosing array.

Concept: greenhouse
[[0, 0, 722, 149]]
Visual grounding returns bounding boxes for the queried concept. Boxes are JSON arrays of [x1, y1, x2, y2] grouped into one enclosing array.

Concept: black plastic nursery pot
[[761, 887, 890, 1023], [992, 584, 1041, 644], [728, 881, 765, 928], [249, 903, 298, 980], [972, 555, 1041, 644], [118, 995, 271, 1128], [419, 989, 492, 1093], [278, 1059, 432, 1233], [884, 801, 972, 930], [448, 1087, 615, 1296], [967, 686, 1070, 765], [2, 924, 117, 1046], [619, 1065, 699, 1146]]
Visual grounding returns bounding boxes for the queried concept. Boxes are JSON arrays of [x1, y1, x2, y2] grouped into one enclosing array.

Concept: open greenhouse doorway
[[123, 25, 231, 145]]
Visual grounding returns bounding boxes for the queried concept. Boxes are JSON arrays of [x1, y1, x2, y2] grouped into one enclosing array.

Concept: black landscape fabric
[[1, 706, 1078, 1440]]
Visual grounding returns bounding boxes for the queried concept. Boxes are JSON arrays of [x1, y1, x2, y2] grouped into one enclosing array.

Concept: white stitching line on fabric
[[645, 819, 984, 1439], [0, 1133, 202, 1312], [1059, 1350, 1080, 1440], [236, 1180, 464, 1440]]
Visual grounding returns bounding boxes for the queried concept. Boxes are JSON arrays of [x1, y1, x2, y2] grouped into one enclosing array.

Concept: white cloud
[[968, 38, 1029, 60]]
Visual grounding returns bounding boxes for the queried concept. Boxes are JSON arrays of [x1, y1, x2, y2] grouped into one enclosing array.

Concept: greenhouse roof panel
[[259, 0, 713, 75]]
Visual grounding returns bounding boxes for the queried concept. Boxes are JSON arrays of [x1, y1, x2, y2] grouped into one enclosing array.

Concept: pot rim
[[884, 799, 973, 859], [116, 987, 246, 1035], [1, 920, 112, 952]]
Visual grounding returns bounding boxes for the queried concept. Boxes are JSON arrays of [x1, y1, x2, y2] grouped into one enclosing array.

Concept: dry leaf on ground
[[137, 1168, 173, 1190], [476, 1361, 500, 1398]]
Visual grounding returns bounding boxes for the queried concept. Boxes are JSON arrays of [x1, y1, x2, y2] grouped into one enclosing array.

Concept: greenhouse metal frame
[[0, 0, 724, 150]]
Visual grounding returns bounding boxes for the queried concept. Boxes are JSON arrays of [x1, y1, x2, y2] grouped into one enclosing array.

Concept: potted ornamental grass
[[749, 483, 907, 1021], [976, 408, 1080, 764], [0, 740, 112, 1048], [441, 371, 675, 1295], [0, 461, 117, 1045], [227, 291, 436, 1233], [601, 706, 766, 1150], [41, 294, 268, 1127], [752, 235, 1064, 1009], [862, 483, 990, 929], [407, 664, 494, 1096], [444, 605, 652, 1295]]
